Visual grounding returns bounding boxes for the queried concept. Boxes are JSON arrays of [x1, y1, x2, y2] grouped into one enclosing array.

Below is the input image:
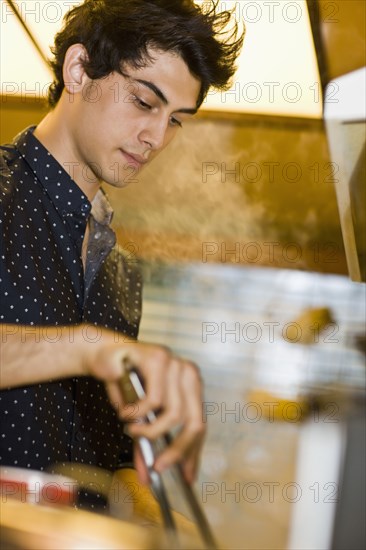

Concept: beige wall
[[109, 113, 346, 273], [0, 98, 47, 144], [1, 99, 347, 274]]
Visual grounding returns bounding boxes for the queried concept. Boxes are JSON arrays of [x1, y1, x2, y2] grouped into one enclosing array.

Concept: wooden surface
[[0, 498, 155, 550]]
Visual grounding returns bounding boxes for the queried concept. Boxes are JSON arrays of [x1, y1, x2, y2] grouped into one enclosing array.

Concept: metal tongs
[[120, 359, 218, 550]]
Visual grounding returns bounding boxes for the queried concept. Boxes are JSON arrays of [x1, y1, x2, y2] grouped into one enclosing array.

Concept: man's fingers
[[104, 380, 140, 421], [180, 438, 204, 483], [127, 360, 205, 479], [124, 346, 172, 418], [102, 345, 205, 480], [128, 358, 184, 437], [154, 362, 205, 477], [153, 422, 205, 478]]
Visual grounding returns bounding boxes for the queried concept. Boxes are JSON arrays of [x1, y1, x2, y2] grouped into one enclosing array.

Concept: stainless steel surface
[[138, 262, 366, 549]]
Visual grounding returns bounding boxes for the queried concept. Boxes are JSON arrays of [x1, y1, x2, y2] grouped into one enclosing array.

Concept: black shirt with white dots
[[0, 127, 142, 480]]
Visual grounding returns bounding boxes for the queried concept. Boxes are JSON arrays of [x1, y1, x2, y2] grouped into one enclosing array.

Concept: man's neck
[[34, 106, 100, 202]]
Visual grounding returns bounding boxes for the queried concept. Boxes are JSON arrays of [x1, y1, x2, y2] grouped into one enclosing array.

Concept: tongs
[[120, 359, 218, 550]]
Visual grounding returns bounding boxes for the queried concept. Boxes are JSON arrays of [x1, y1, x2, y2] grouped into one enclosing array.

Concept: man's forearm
[[0, 323, 205, 480], [0, 324, 102, 388]]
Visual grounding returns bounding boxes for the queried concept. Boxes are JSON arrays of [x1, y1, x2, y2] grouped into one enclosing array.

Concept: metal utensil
[[120, 359, 218, 549]]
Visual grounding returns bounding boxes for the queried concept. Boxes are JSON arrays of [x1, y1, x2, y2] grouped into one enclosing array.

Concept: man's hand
[[84, 337, 205, 485], [0, 324, 205, 483]]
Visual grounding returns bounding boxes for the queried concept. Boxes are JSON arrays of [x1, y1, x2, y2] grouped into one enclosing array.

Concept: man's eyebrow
[[176, 107, 198, 115], [133, 78, 198, 115], [134, 78, 168, 104]]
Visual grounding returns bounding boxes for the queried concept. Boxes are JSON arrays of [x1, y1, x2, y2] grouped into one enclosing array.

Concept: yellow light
[[0, 0, 322, 117], [200, 1, 322, 117]]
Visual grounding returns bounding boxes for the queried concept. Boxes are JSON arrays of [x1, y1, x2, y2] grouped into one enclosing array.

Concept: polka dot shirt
[[0, 127, 143, 482]]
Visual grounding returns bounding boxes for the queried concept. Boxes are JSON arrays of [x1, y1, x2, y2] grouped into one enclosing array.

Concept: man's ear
[[63, 43, 90, 96]]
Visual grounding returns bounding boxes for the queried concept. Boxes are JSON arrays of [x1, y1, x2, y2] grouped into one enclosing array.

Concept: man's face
[[69, 48, 201, 189]]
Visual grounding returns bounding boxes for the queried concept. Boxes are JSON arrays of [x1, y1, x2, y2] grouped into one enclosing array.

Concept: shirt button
[[80, 203, 89, 213], [94, 231, 102, 240]]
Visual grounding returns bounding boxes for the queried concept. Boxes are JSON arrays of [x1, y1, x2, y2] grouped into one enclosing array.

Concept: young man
[[0, 0, 243, 498]]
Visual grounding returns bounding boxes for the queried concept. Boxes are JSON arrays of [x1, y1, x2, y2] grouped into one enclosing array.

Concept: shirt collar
[[13, 126, 114, 225], [91, 189, 114, 226]]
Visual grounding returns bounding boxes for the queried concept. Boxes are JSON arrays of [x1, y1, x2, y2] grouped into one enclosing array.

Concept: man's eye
[[132, 96, 152, 110], [170, 117, 182, 128]]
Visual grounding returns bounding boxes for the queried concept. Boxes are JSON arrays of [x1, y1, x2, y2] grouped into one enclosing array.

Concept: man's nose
[[140, 117, 169, 151]]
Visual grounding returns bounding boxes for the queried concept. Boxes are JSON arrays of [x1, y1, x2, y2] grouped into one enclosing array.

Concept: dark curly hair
[[48, 0, 244, 108]]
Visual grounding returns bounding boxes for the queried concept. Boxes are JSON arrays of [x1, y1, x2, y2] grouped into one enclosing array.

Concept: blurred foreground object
[[0, 498, 155, 550], [0, 467, 76, 506], [0, 463, 214, 549], [113, 468, 212, 550]]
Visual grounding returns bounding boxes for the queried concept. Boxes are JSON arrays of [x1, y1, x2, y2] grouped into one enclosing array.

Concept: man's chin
[[103, 166, 142, 188]]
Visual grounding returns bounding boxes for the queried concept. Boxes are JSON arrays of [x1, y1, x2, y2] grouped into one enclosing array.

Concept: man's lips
[[120, 149, 148, 169]]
